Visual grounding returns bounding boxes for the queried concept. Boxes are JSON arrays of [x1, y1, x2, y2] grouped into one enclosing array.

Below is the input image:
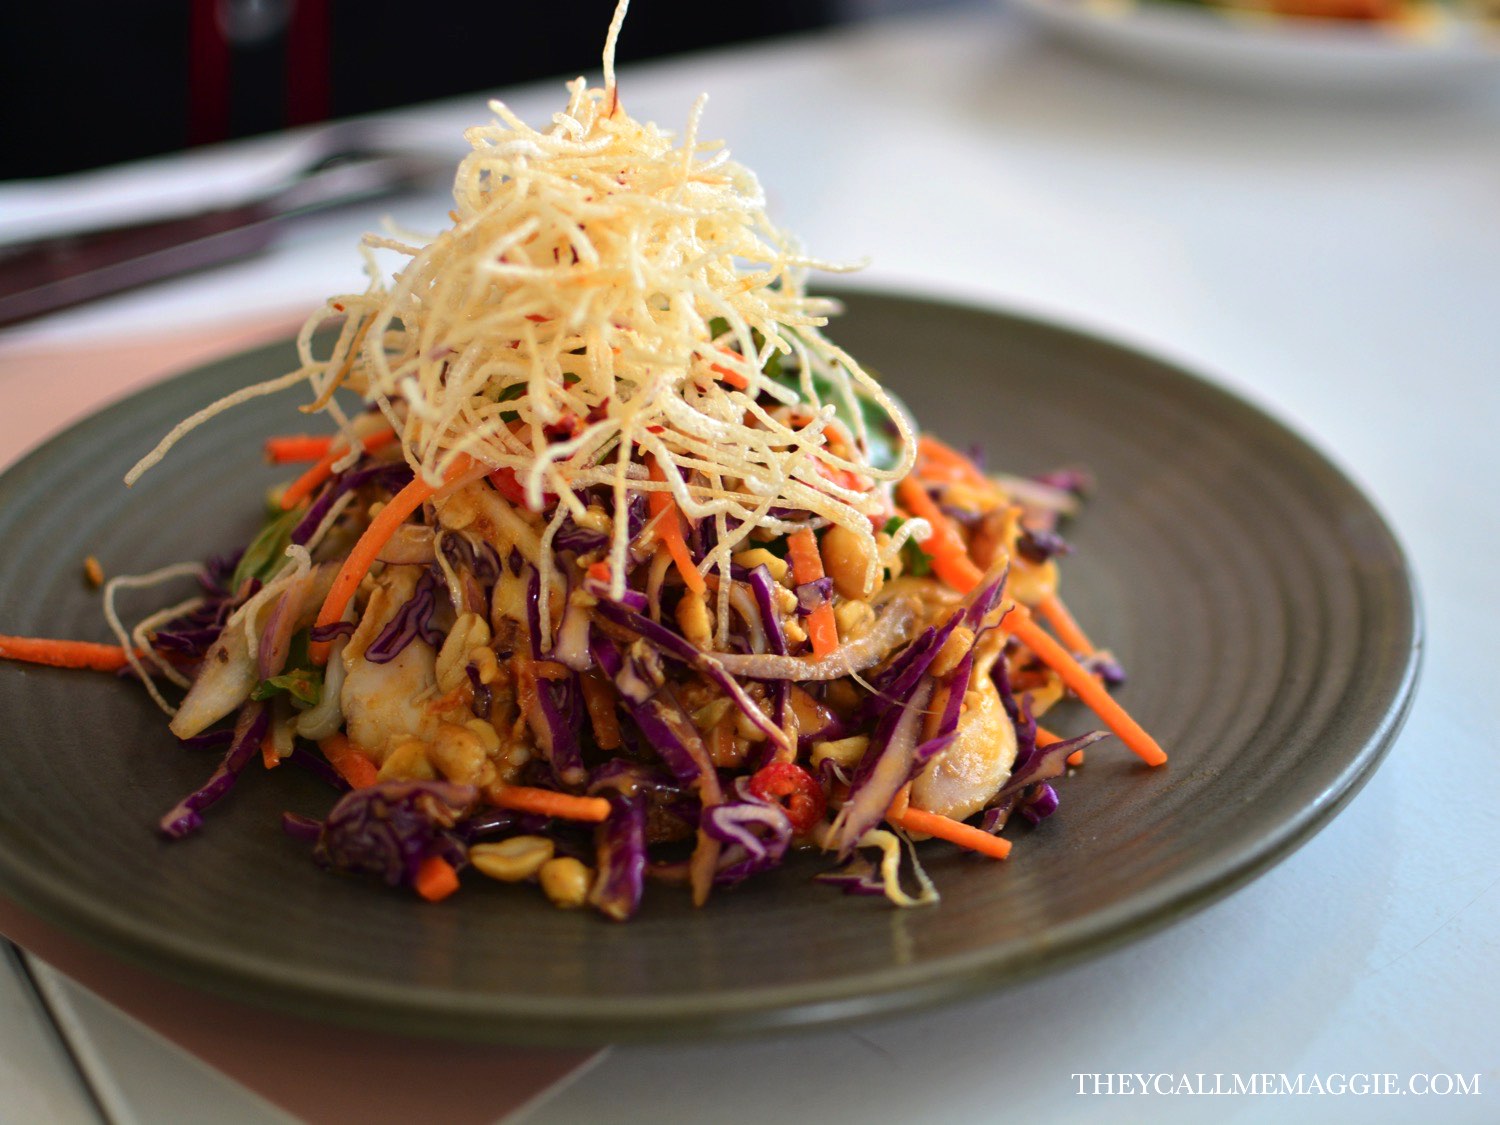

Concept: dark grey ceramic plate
[[0, 291, 1419, 1044]]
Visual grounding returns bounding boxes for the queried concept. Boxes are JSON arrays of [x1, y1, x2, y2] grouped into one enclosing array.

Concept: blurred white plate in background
[[1010, 0, 1500, 92]]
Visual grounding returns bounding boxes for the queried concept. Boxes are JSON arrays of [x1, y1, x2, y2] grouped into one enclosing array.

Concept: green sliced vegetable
[[232, 507, 303, 591], [884, 516, 933, 578]]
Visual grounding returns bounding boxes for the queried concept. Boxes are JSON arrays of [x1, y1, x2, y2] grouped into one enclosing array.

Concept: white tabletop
[[2, 5, 1497, 1122]]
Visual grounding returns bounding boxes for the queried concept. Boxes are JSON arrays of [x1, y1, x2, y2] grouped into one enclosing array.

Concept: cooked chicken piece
[[339, 566, 440, 761], [341, 640, 441, 763], [909, 674, 1016, 822]]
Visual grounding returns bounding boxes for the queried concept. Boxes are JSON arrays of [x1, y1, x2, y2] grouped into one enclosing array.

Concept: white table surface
[[2, 5, 1497, 1122]]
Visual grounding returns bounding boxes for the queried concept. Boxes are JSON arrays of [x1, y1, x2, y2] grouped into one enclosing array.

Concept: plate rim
[[0, 288, 1423, 1043]]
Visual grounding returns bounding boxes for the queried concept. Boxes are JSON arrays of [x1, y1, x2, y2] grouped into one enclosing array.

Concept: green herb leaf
[[883, 517, 933, 578], [252, 666, 324, 706], [231, 507, 303, 591]]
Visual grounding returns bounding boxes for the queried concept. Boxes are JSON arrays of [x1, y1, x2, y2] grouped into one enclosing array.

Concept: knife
[[0, 148, 449, 330]]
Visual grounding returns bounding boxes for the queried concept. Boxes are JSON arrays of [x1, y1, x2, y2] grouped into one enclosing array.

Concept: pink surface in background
[[0, 318, 600, 1123], [0, 898, 598, 1124], [0, 314, 306, 469]]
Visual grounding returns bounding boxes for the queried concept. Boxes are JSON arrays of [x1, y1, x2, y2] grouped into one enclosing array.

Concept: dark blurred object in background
[[0, 0, 837, 180]]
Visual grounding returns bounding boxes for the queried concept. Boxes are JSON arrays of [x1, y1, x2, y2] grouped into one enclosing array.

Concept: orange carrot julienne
[[915, 435, 995, 493], [896, 477, 985, 594], [1007, 605, 1167, 767], [646, 459, 707, 595], [889, 804, 1013, 861], [318, 733, 379, 789], [487, 785, 611, 823], [278, 427, 399, 511], [579, 672, 623, 751], [787, 528, 839, 659], [888, 783, 911, 819], [309, 455, 473, 664], [264, 435, 338, 464], [0, 635, 143, 672], [709, 364, 749, 390], [1036, 592, 1096, 657], [413, 856, 460, 902], [708, 345, 751, 389], [261, 726, 281, 771]]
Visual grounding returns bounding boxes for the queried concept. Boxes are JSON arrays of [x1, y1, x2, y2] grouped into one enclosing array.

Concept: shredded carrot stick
[[413, 855, 461, 902], [710, 719, 735, 766], [487, 785, 612, 823], [888, 804, 1013, 860], [646, 458, 707, 595], [1007, 606, 1167, 767], [0, 635, 143, 672], [915, 435, 995, 493], [264, 435, 338, 464], [579, 672, 623, 751], [709, 362, 749, 390], [787, 528, 839, 658], [318, 733, 380, 789], [1036, 592, 1096, 657], [888, 782, 911, 819], [896, 477, 985, 594], [261, 726, 281, 770], [309, 455, 473, 663], [278, 427, 399, 511]]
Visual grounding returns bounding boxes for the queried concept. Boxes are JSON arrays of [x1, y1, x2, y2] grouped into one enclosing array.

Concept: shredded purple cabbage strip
[[159, 702, 270, 839]]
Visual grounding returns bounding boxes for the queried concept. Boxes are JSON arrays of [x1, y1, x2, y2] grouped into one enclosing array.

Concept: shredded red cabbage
[[814, 853, 891, 898], [593, 634, 707, 784], [1016, 527, 1071, 564], [310, 780, 477, 889], [701, 798, 792, 886], [365, 567, 444, 664], [592, 793, 647, 920], [291, 461, 414, 546], [159, 702, 270, 838], [793, 577, 832, 617], [523, 564, 587, 784], [592, 598, 787, 752]]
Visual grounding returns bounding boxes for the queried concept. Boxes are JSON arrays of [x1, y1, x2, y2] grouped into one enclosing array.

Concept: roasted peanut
[[811, 734, 870, 771], [429, 722, 488, 784], [820, 524, 880, 600], [732, 548, 789, 583], [833, 598, 874, 642], [539, 857, 592, 909], [377, 739, 435, 781], [675, 590, 713, 648], [470, 836, 554, 882], [464, 718, 502, 754]]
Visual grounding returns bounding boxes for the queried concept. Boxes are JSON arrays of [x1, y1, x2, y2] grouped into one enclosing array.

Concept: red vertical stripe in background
[[187, 0, 231, 145], [286, 0, 332, 127]]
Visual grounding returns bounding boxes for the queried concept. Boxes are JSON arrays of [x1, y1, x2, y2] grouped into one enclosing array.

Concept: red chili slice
[[746, 762, 827, 834], [488, 467, 556, 510]]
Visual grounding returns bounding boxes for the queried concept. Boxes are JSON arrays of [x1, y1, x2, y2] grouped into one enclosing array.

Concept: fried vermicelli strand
[[0, 0, 1170, 921]]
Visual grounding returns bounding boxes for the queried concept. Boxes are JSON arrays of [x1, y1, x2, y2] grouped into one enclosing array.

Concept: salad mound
[[0, 3, 1166, 920]]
